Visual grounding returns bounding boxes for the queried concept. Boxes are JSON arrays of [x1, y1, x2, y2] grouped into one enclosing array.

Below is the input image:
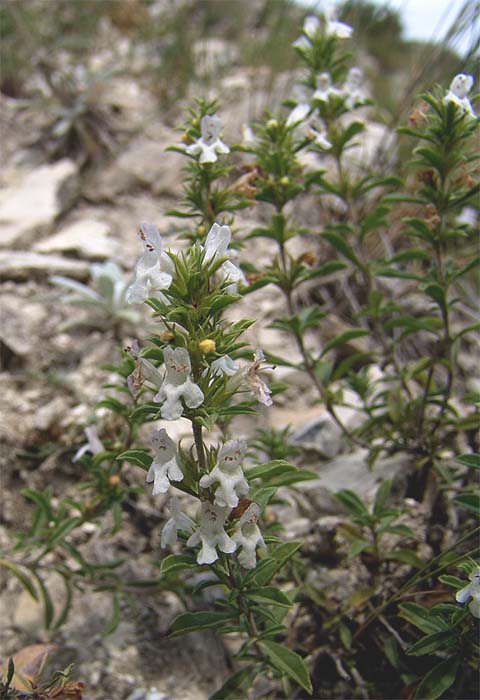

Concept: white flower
[[186, 114, 230, 163], [186, 501, 236, 565], [161, 497, 195, 548], [342, 67, 367, 109], [232, 503, 266, 569], [203, 222, 247, 293], [227, 349, 274, 406], [127, 339, 164, 398], [303, 15, 321, 37], [73, 425, 104, 462], [313, 72, 340, 103], [246, 349, 273, 406], [199, 440, 249, 508], [322, 1, 353, 38], [293, 6, 352, 47], [444, 74, 475, 118], [456, 567, 480, 618], [126, 223, 175, 304], [154, 346, 204, 420], [286, 102, 310, 128], [210, 355, 240, 377], [147, 428, 184, 495], [308, 125, 333, 150]]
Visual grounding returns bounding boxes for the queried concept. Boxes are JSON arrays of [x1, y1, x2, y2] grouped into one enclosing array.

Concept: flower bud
[[280, 176, 290, 186], [199, 339, 216, 354], [109, 474, 121, 487], [266, 118, 278, 130]]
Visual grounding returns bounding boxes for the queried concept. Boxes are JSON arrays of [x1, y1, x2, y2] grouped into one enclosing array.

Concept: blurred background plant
[[49, 262, 142, 339]]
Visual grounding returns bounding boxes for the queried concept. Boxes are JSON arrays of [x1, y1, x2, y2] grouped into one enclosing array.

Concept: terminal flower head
[[161, 496, 195, 548], [154, 346, 204, 420], [456, 567, 480, 618], [199, 439, 249, 508], [232, 503, 266, 569], [126, 223, 175, 304], [147, 428, 184, 495], [186, 114, 230, 163], [187, 501, 236, 565], [444, 74, 475, 118]]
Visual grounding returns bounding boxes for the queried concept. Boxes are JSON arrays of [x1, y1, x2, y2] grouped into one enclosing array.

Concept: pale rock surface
[[0, 159, 78, 247], [0, 251, 90, 280], [34, 219, 113, 259], [83, 135, 183, 202]]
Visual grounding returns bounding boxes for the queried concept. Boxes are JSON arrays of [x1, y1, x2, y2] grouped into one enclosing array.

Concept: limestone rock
[[0, 160, 78, 247], [0, 251, 89, 280], [34, 219, 113, 259], [83, 136, 183, 202]]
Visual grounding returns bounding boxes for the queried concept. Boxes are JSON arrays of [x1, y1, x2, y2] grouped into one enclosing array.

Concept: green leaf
[[21, 488, 53, 520], [423, 283, 447, 313], [399, 603, 448, 634], [246, 586, 293, 608], [407, 630, 454, 656], [159, 554, 197, 577], [104, 594, 121, 636], [320, 329, 370, 357], [0, 560, 38, 601], [322, 231, 362, 268], [385, 549, 424, 568], [438, 574, 464, 590], [373, 480, 391, 516], [305, 260, 347, 279], [209, 666, 258, 700], [414, 657, 459, 700], [247, 541, 302, 586], [32, 572, 54, 629], [117, 449, 152, 471], [49, 517, 83, 548], [453, 493, 480, 515], [455, 453, 480, 470], [170, 611, 238, 636], [53, 573, 73, 629], [335, 490, 370, 519], [258, 640, 312, 694], [349, 539, 371, 557], [246, 460, 297, 481]]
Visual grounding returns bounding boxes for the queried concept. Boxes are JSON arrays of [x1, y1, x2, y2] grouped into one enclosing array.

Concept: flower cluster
[[124, 219, 273, 568], [293, 4, 352, 48], [287, 7, 367, 151]]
